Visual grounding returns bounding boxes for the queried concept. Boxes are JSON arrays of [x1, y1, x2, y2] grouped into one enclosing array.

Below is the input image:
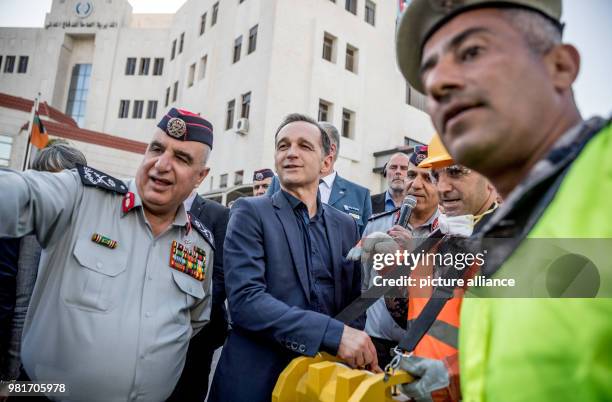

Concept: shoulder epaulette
[[77, 164, 128, 194], [367, 207, 400, 222], [188, 213, 215, 250]]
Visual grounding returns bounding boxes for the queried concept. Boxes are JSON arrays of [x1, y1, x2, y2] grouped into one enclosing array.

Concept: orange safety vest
[[407, 260, 464, 360], [406, 247, 479, 402]]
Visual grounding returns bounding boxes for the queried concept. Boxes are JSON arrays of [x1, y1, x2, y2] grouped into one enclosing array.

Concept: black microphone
[[396, 195, 417, 228]]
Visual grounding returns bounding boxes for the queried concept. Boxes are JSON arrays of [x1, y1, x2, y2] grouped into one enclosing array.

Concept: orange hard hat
[[418, 133, 454, 169]]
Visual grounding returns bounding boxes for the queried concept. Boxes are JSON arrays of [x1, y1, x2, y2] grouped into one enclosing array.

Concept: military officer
[[252, 168, 274, 196], [0, 108, 215, 401]]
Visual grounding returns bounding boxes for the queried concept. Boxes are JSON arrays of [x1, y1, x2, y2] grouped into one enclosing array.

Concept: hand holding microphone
[[388, 195, 417, 249]]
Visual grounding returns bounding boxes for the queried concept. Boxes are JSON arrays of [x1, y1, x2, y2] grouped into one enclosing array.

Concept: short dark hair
[[31, 142, 87, 172], [274, 113, 331, 156]]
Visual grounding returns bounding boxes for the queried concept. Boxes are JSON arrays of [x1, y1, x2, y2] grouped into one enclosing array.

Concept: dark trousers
[[167, 305, 228, 402], [370, 336, 397, 369]]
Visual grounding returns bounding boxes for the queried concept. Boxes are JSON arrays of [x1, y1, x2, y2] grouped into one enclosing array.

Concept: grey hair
[[32, 142, 87, 172], [500, 8, 562, 55], [319, 122, 340, 161]]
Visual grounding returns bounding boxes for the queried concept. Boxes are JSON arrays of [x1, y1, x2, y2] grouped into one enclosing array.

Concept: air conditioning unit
[[236, 118, 249, 135]]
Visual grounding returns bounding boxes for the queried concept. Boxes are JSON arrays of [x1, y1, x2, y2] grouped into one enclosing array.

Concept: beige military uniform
[[0, 165, 213, 402]]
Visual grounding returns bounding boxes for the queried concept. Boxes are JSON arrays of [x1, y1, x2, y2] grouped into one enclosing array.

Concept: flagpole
[[21, 92, 41, 171]]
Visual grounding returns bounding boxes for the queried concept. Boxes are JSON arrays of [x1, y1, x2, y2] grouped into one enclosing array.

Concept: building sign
[[45, 21, 118, 29], [45, 0, 118, 29], [75, 1, 94, 19]]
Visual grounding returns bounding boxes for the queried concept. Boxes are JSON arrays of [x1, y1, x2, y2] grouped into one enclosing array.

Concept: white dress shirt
[[318, 171, 337, 204]]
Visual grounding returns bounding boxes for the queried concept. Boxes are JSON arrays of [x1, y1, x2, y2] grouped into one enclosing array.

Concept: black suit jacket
[[189, 195, 230, 312], [371, 192, 387, 215]]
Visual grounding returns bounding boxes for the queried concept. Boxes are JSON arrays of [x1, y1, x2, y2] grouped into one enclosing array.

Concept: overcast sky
[[1, 0, 610, 117]]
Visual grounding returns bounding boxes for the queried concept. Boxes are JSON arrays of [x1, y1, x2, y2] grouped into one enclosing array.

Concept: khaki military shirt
[[0, 166, 213, 401]]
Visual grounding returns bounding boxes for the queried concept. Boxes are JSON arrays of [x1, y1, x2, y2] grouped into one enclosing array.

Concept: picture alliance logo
[[75, 1, 94, 19]]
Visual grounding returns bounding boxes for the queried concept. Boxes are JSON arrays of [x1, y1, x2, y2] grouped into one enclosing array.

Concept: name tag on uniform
[[169, 240, 207, 281], [343, 205, 361, 221]]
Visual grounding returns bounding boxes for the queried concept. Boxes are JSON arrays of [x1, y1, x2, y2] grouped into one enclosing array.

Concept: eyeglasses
[[431, 165, 471, 181]]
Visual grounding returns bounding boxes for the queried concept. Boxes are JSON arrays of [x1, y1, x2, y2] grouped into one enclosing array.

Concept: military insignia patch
[[77, 164, 128, 194], [255, 172, 264, 181], [167, 117, 187, 138], [91, 233, 118, 249], [169, 240, 207, 281], [122, 192, 136, 213], [187, 213, 215, 250]]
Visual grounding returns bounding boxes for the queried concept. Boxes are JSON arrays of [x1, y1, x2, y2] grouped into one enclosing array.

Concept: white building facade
[[0, 0, 435, 202]]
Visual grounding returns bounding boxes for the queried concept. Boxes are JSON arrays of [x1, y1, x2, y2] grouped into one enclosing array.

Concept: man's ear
[[321, 152, 333, 173], [196, 167, 210, 187], [330, 143, 338, 159], [545, 44, 580, 92]]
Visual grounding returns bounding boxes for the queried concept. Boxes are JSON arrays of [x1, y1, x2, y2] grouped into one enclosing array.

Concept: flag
[[30, 113, 49, 149]]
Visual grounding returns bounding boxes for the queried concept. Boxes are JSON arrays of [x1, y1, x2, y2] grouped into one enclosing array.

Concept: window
[[241, 92, 251, 119], [226, 99, 235, 130], [165, 87, 170, 107], [345, 0, 357, 15], [179, 32, 185, 54], [65, 64, 92, 126], [345, 44, 358, 73], [139, 58, 150, 75], [153, 58, 164, 75], [146, 100, 158, 119], [233, 36, 242, 63], [125, 57, 136, 75], [171, 39, 176, 60], [365, 0, 376, 26], [322, 33, 335, 62], [200, 13, 207, 35], [234, 170, 244, 185], [172, 81, 179, 102], [199, 55, 207, 80], [17, 56, 28, 73], [0, 135, 13, 167], [118, 100, 130, 118], [188, 63, 196, 87], [133, 100, 144, 118], [248, 25, 258, 54], [4, 56, 15, 73], [318, 99, 332, 122], [220, 173, 228, 188], [212, 2, 219, 26], [342, 108, 355, 138]]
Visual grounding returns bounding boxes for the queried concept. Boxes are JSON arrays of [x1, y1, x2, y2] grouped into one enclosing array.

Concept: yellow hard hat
[[418, 133, 454, 169]]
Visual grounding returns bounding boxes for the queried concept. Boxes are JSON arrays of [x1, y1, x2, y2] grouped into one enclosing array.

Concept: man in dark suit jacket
[[267, 122, 372, 233], [371, 152, 411, 214], [167, 194, 229, 402], [209, 114, 379, 402]]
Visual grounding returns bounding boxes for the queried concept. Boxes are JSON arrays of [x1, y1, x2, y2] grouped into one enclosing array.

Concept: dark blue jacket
[[208, 191, 363, 402]]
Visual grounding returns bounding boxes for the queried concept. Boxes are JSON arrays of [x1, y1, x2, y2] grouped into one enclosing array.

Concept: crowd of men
[[0, 0, 610, 401]]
